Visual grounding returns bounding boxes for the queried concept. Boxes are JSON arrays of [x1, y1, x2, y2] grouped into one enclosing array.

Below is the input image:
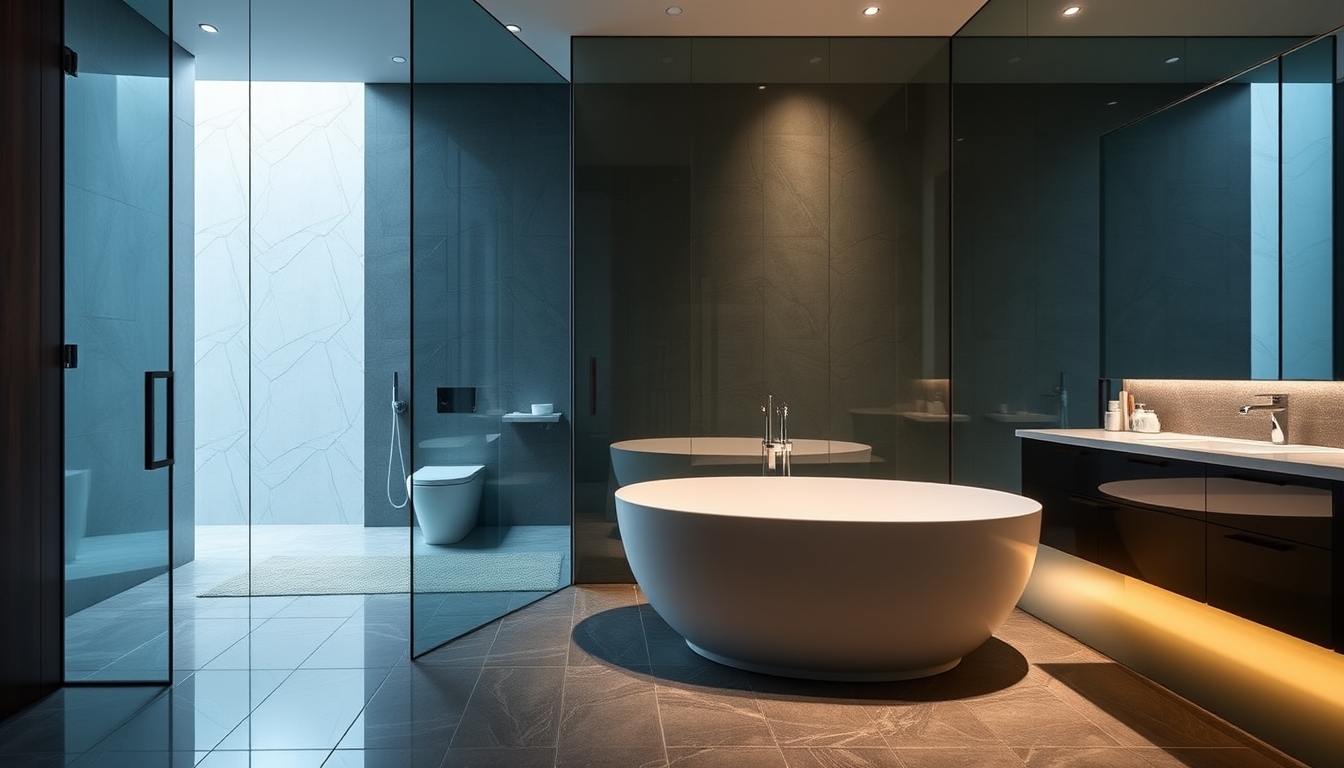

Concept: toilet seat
[[411, 465, 484, 486]]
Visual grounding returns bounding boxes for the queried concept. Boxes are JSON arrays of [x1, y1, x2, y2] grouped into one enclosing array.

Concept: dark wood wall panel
[[1, 0, 65, 720]]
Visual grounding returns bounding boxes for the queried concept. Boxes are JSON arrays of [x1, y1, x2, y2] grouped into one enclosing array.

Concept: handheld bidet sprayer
[[387, 372, 409, 508], [393, 372, 407, 414]]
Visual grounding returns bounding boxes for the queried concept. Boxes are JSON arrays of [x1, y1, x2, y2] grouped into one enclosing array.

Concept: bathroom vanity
[[1019, 429, 1342, 651]]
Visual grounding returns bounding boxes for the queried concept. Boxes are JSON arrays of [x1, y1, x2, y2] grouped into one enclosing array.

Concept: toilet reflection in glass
[[409, 465, 484, 545]]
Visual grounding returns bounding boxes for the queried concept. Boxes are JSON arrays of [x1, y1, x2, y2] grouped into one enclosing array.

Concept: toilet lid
[[412, 465, 484, 486]]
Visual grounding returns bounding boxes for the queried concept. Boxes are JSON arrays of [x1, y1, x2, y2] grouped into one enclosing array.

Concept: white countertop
[[1016, 428, 1344, 482]]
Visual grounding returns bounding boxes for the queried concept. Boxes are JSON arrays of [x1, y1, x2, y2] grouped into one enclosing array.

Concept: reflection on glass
[[1279, 37, 1334, 380], [410, 0, 571, 656], [1101, 36, 1335, 381], [64, 0, 172, 682], [572, 37, 951, 582]]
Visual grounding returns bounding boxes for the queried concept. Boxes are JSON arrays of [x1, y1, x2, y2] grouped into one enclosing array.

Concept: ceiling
[[164, 0, 1344, 83], [476, 0, 991, 80]]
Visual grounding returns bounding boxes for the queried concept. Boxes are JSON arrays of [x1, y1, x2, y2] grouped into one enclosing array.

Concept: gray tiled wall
[[950, 82, 1197, 493], [573, 62, 952, 580], [364, 83, 572, 528]]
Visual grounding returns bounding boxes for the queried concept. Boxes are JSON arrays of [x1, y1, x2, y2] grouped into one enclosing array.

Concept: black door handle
[[145, 370, 174, 470]]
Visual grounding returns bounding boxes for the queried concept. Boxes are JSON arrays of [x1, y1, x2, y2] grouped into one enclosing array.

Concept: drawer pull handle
[[1069, 495, 1117, 510], [1049, 446, 1090, 456], [1126, 456, 1169, 468], [1225, 532, 1294, 552], [1225, 473, 1291, 487]]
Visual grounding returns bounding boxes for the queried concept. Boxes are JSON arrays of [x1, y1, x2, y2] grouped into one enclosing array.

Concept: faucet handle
[[1255, 394, 1288, 405]]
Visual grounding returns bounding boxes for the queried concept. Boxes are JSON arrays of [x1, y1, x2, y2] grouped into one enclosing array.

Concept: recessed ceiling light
[[666, 6, 683, 15], [1062, 6, 1081, 16], [505, 24, 521, 33], [809, 56, 823, 65], [758, 85, 767, 90], [1106, 100, 1118, 106], [391, 56, 407, 64], [1165, 56, 1181, 64], [1008, 57, 1022, 64], [862, 6, 881, 16], [198, 23, 219, 34]]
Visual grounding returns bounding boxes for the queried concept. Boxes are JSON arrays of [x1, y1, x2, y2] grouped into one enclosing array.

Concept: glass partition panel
[[1100, 35, 1336, 382], [1280, 36, 1335, 380], [64, 0, 172, 682], [572, 37, 951, 582], [410, 0, 570, 656], [949, 31, 1307, 493], [1101, 60, 1268, 380]]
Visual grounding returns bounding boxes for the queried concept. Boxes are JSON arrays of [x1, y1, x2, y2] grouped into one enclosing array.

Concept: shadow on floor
[[573, 605, 1029, 703]]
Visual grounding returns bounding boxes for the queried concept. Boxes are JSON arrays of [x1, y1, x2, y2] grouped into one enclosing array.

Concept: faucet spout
[[1237, 394, 1289, 444], [761, 395, 793, 476]]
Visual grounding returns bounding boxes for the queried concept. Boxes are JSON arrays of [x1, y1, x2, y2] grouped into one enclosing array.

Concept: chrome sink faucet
[[761, 394, 792, 476], [1238, 394, 1289, 445]]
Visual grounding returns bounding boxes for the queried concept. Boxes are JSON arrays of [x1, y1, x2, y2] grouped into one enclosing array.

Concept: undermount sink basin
[[1134, 437, 1340, 455]]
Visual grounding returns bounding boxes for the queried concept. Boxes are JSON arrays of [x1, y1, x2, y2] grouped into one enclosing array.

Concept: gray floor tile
[[970, 686, 1120, 749], [569, 604, 650, 668], [338, 663, 478, 752], [555, 745, 669, 767], [486, 613, 572, 666], [449, 666, 565, 749], [440, 746, 556, 767], [666, 746, 791, 767], [324, 748, 448, 768], [1035, 663, 1248, 749], [871, 701, 1002, 749], [895, 746, 1027, 767], [558, 665, 662, 749], [656, 674, 774, 748], [780, 747, 904, 768], [754, 699, 887, 749], [1127, 746, 1305, 768]]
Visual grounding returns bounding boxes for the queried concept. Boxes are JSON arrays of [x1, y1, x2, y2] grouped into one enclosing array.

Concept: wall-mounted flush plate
[[437, 387, 476, 414]]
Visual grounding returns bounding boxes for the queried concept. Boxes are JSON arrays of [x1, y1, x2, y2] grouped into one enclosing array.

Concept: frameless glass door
[[410, 0, 572, 656], [63, 0, 173, 682]]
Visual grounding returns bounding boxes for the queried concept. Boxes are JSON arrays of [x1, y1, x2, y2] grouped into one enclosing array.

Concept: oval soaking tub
[[610, 437, 872, 487], [615, 476, 1042, 681]]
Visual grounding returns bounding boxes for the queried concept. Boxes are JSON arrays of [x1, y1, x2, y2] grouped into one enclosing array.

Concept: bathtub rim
[[615, 475, 1042, 524]]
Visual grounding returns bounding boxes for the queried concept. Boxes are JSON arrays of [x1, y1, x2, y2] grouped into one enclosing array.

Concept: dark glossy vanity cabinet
[[1204, 465, 1333, 648], [1022, 437, 1339, 651]]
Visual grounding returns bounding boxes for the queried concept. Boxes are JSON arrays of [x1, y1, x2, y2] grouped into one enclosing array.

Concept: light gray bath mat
[[199, 552, 565, 597]]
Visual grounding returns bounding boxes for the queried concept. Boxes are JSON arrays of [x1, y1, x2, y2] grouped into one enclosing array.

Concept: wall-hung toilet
[[409, 465, 485, 545]]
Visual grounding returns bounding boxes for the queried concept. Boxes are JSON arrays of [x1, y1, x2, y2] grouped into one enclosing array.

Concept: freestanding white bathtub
[[615, 476, 1042, 681]]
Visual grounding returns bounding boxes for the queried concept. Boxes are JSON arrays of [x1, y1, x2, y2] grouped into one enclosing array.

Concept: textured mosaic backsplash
[[1123, 379, 1344, 449]]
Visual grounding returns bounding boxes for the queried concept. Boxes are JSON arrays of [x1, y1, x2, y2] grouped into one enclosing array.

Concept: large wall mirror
[[1101, 34, 1338, 380]]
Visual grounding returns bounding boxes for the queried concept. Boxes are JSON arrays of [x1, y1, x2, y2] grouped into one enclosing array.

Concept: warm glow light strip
[[1021, 547, 1344, 765]]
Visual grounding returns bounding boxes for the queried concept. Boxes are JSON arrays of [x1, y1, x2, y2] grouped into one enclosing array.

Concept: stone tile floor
[[0, 584, 1305, 767]]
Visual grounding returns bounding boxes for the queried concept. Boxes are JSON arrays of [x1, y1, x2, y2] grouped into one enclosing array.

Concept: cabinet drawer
[[1205, 466, 1331, 549], [1023, 482, 1099, 561], [1096, 452, 1205, 521], [1022, 439, 1099, 494], [1208, 523, 1332, 649], [1097, 503, 1206, 602]]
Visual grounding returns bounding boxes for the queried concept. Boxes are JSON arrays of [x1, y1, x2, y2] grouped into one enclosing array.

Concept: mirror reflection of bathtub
[[609, 437, 872, 487]]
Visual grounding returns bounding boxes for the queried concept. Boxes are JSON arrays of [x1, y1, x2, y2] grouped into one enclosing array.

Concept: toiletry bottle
[[1117, 390, 1130, 430], [1132, 404, 1161, 434], [1105, 400, 1122, 431]]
